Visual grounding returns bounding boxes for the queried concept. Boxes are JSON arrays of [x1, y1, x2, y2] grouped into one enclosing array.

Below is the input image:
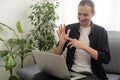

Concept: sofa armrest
[[17, 64, 40, 80]]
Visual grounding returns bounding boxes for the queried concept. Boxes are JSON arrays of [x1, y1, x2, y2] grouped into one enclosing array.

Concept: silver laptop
[[33, 52, 86, 80]]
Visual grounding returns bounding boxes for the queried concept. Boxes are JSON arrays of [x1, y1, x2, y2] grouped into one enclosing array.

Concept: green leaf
[[26, 43, 35, 50], [26, 49, 32, 53], [0, 50, 9, 57], [8, 38, 19, 44], [5, 55, 16, 70], [16, 21, 23, 33], [0, 37, 4, 41], [0, 22, 14, 31], [9, 75, 18, 80]]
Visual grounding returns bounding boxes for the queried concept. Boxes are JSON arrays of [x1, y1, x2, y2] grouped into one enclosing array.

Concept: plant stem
[[21, 56, 24, 68], [10, 69, 13, 76]]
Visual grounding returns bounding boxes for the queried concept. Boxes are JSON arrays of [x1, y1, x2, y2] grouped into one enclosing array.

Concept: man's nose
[[79, 15, 85, 21]]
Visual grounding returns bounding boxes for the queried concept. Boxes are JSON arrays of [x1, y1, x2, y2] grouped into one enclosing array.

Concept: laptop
[[33, 52, 86, 80]]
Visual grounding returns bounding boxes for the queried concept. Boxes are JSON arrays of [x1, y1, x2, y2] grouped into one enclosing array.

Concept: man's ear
[[92, 10, 95, 16]]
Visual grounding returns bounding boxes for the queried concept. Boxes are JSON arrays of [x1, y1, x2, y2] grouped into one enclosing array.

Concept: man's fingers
[[62, 24, 66, 32], [67, 37, 71, 41], [67, 42, 74, 48], [67, 29, 70, 36], [57, 30, 60, 38]]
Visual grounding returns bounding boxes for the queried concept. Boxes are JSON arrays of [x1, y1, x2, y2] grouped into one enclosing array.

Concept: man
[[32, 0, 110, 80]]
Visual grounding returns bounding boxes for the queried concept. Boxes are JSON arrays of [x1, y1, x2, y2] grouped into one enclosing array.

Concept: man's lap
[[32, 72, 63, 80], [32, 72, 101, 80]]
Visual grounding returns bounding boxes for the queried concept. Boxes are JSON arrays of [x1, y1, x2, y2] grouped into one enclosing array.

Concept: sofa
[[17, 31, 120, 80], [103, 31, 120, 80]]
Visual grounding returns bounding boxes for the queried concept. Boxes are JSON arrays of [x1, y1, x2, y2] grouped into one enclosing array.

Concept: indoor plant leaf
[[0, 37, 4, 41], [0, 22, 14, 31], [0, 50, 9, 57], [9, 75, 18, 80], [5, 55, 16, 70], [16, 21, 23, 33], [8, 38, 19, 45]]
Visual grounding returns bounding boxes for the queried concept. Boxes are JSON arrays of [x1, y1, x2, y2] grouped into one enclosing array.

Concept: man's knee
[[32, 72, 49, 80]]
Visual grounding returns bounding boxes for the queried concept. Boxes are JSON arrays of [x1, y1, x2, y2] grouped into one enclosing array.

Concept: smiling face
[[78, 5, 95, 27]]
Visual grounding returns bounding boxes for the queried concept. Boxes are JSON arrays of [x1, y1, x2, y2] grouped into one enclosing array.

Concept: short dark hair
[[79, 0, 95, 13]]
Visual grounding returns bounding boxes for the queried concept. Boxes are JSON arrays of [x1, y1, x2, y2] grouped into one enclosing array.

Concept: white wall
[[0, 0, 33, 33], [0, 0, 35, 80], [57, 0, 120, 31]]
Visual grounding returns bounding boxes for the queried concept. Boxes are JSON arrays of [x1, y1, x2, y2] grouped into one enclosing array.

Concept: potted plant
[[12, 21, 36, 68], [0, 21, 36, 80], [0, 23, 18, 80], [28, 0, 59, 51]]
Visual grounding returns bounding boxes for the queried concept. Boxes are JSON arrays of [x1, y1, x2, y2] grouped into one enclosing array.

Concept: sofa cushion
[[17, 64, 40, 80], [103, 31, 120, 74], [107, 74, 120, 80]]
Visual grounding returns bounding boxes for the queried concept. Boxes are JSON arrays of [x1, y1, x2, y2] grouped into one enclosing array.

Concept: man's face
[[78, 5, 95, 27]]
